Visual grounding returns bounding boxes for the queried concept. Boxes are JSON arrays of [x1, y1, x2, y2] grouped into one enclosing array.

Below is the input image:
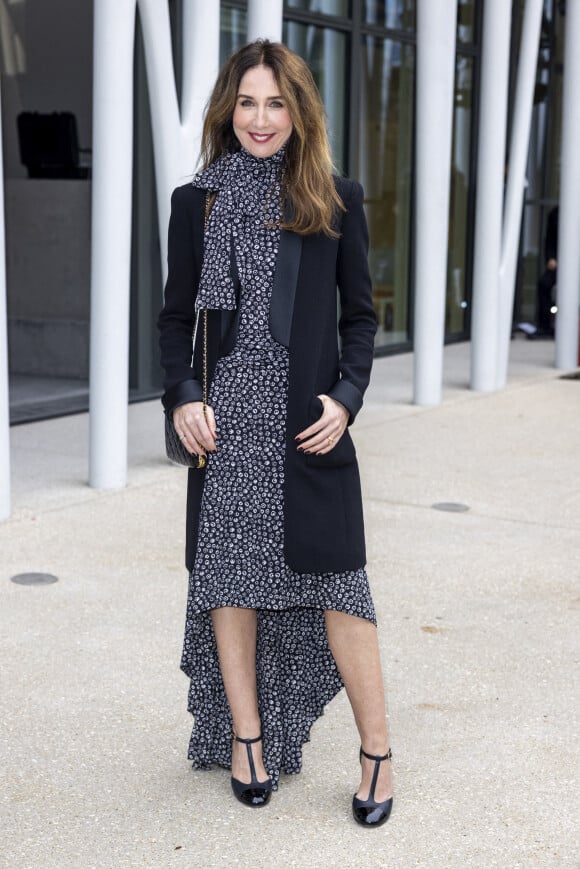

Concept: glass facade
[[279, 0, 479, 351], [1, 0, 93, 422], [130, 14, 164, 400], [446, 54, 474, 337], [363, 1, 415, 30], [287, 0, 350, 16], [12, 0, 565, 423], [360, 36, 414, 347], [279, 1, 420, 350], [284, 21, 348, 172], [517, 0, 563, 328], [221, 6, 248, 58], [457, 0, 477, 43]]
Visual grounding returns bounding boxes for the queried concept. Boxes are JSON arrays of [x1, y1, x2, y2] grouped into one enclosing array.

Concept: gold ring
[[179, 434, 187, 441], [327, 436, 335, 445]]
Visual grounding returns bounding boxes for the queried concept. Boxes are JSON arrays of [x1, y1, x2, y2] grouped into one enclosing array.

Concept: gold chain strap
[[193, 191, 213, 468], [201, 191, 213, 418], [202, 307, 208, 414]]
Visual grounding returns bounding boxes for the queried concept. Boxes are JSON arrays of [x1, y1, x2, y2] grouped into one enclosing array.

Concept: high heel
[[352, 747, 393, 827], [230, 732, 272, 807]]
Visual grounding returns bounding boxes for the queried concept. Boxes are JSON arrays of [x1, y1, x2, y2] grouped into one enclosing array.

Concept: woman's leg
[[211, 606, 269, 783], [325, 610, 392, 801]]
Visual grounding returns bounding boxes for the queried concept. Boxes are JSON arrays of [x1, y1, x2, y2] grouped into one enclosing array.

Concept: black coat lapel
[[269, 228, 302, 348]]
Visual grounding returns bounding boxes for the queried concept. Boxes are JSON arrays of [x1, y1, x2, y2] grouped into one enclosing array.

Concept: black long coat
[[158, 175, 377, 573]]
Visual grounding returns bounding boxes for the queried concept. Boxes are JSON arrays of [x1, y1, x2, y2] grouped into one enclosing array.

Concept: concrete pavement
[[1, 338, 578, 868]]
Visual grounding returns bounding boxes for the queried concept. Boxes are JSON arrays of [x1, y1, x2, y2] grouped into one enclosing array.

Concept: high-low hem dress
[[180, 146, 376, 788]]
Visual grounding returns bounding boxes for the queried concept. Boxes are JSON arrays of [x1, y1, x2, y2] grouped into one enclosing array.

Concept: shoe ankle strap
[[232, 731, 263, 745], [361, 747, 392, 763]]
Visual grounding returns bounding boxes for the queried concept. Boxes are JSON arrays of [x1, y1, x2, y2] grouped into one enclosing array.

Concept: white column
[[247, 0, 283, 42], [0, 76, 10, 519], [138, 0, 220, 279], [413, 0, 457, 405], [556, 0, 580, 370], [89, 0, 136, 488], [89, 0, 220, 489], [470, 0, 511, 391], [137, 0, 180, 268], [496, 0, 543, 388], [182, 0, 220, 166]]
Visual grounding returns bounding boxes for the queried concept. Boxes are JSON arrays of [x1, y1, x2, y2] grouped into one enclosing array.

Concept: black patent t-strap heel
[[230, 732, 272, 808], [352, 747, 393, 827]]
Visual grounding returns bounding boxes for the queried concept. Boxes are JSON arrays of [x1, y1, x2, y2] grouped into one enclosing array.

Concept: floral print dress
[[180, 147, 376, 787]]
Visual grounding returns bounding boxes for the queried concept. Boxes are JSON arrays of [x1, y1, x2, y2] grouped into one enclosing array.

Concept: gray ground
[[1, 339, 578, 868]]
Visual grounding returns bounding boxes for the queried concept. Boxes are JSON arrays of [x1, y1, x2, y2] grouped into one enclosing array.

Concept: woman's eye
[[270, 101, 284, 108], [240, 99, 253, 107]]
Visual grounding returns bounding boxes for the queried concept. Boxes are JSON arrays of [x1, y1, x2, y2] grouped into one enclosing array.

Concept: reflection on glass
[[220, 7, 247, 63], [359, 37, 414, 347], [363, 0, 415, 30], [457, 0, 476, 43], [0, 0, 26, 75], [286, 0, 349, 17], [283, 21, 347, 172], [446, 55, 473, 336], [518, 1, 563, 324]]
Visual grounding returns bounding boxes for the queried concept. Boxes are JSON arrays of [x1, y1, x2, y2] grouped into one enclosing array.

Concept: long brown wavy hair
[[199, 40, 345, 237]]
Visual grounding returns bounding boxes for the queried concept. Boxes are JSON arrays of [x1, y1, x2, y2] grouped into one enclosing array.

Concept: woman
[[158, 39, 393, 827]]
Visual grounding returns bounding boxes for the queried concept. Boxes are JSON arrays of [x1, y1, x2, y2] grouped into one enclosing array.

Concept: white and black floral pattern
[[182, 147, 376, 788], [192, 146, 285, 312]]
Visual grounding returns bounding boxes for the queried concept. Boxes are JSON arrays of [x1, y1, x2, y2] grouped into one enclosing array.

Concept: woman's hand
[[172, 401, 217, 457], [295, 394, 349, 455]]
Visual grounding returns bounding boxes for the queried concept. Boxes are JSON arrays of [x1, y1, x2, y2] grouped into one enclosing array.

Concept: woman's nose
[[255, 105, 268, 128]]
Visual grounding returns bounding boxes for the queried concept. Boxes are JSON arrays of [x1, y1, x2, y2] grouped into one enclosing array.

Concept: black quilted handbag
[[164, 308, 208, 469]]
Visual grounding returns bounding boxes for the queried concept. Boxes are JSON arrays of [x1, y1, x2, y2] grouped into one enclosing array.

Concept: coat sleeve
[[327, 179, 377, 422], [157, 186, 204, 414]]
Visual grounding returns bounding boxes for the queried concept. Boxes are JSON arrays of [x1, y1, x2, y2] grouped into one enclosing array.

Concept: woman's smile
[[249, 132, 276, 143]]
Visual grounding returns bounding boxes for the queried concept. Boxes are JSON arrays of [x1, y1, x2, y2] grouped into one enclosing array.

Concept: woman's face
[[233, 64, 293, 159]]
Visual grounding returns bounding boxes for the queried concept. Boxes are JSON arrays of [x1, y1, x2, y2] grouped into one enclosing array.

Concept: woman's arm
[[157, 185, 204, 414], [295, 179, 377, 455], [328, 178, 377, 422]]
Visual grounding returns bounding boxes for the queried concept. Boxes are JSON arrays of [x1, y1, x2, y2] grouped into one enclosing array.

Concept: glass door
[[1, 0, 94, 423]]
